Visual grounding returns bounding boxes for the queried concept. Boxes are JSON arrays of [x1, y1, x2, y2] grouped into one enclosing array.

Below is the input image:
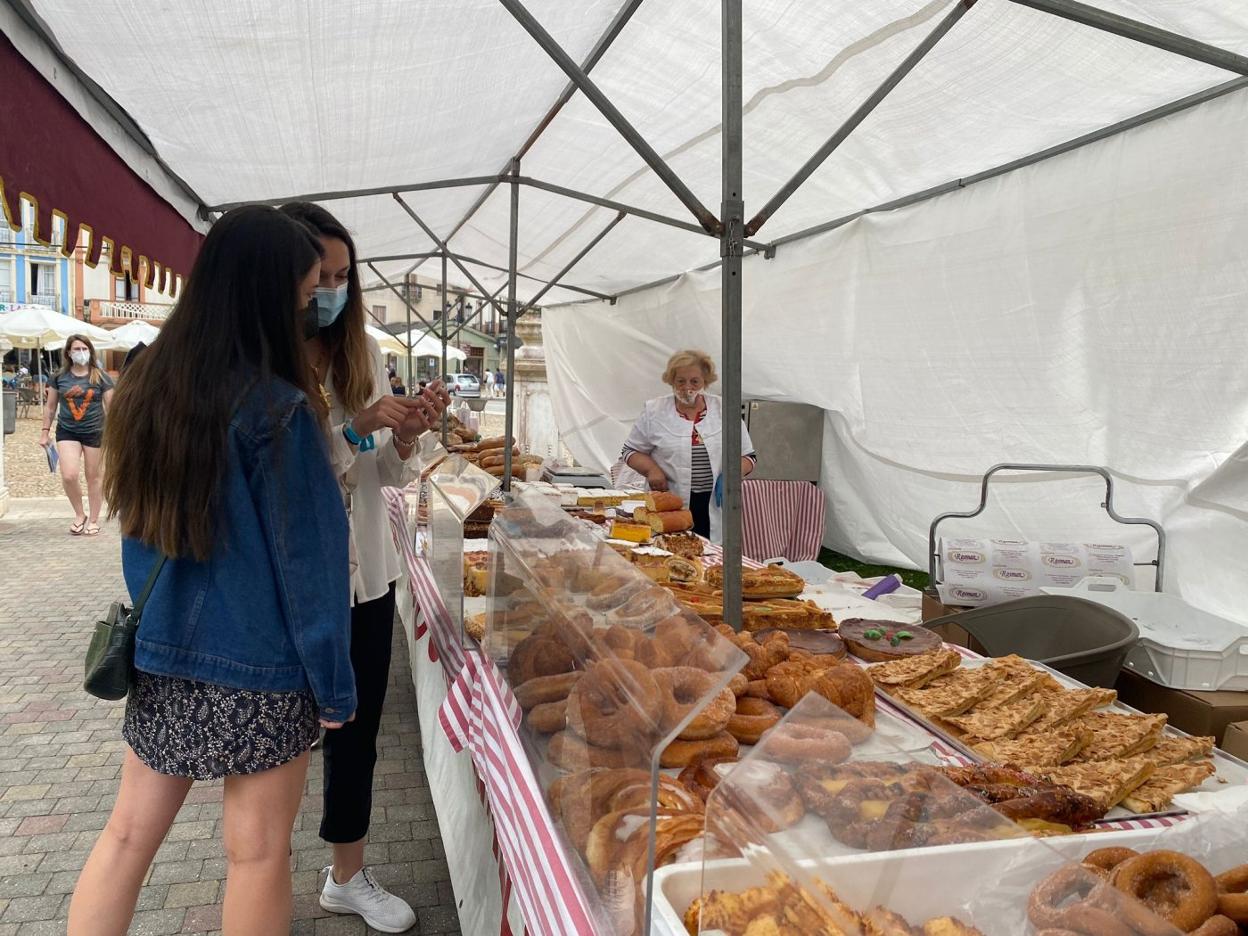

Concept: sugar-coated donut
[[1215, 864, 1248, 924], [546, 730, 638, 770], [728, 673, 749, 697], [513, 671, 581, 710], [1192, 915, 1239, 936], [660, 730, 738, 769], [726, 696, 782, 745], [565, 658, 663, 750], [654, 667, 735, 741], [1112, 851, 1219, 934], [1029, 866, 1134, 936], [765, 722, 852, 765], [1082, 847, 1139, 877], [508, 633, 576, 686]]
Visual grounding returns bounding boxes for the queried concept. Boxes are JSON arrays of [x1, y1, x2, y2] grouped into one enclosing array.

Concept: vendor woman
[[621, 349, 756, 541]]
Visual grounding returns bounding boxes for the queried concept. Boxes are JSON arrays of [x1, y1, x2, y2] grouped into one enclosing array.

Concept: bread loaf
[[486, 463, 526, 479], [648, 510, 694, 534], [480, 452, 507, 469], [473, 435, 513, 453], [645, 491, 683, 512]]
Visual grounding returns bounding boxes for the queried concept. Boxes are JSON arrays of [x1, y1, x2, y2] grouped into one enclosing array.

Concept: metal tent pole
[[1009, 0, 1248, 76], [440, 251, 451, 444], [745, 0, 973, 236], [520, 211, 625, 313], [404, 276, 413, 393], [392, 197, 509, 319], [362, 250, 612, 301], [498, 0, 720, 234], [720, 0, 744, 634], [366, 263, 441, 336], [502, 161, 521, 492], [205, 175, 503, 211]]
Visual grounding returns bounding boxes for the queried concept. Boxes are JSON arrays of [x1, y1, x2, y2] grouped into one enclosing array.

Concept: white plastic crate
[[1041, 577, 1248, 691]]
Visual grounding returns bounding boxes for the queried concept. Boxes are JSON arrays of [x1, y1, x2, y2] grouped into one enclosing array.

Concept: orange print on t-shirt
[[64, 386, 96, 422]]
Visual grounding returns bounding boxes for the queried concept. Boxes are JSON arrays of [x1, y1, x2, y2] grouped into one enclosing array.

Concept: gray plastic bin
[[925, 595, 1139, 688], [2, 390, 15, 435]]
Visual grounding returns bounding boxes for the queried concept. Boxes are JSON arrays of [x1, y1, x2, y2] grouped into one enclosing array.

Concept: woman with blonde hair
[[621, 349, 756, 540], [37, 334, 113, 535]]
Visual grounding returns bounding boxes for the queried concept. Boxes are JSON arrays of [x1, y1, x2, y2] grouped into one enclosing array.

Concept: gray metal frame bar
[[745, 0, 974, 236], [206, 175, 503, 212], [360, 250, 610, 301], [502, 162, 521, 490], [412, 282, 507, 347], [517, 176, 769, 251], [1010, 0, 1248, 76], [358, 252, 442, 264], [498, 0, 721, 235], [392, 195, 510, 319], [763, 76, 1248, 252], [366, 262, 439, 336], [520, 211, 624, 313], [719, 0, 744, 637], [440, 251, 450, 444], [438, 0, 646, 248], [927, 464, 1166, 591]]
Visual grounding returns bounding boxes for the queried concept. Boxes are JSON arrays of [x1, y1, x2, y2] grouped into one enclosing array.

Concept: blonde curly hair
[[661, 349, 717, 387]]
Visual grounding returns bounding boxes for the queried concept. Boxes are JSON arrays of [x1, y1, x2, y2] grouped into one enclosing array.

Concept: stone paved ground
[[3, 415, 66, 500], [0, 511, 460, 935]]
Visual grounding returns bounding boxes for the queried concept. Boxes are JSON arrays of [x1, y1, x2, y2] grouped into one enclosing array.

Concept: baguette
[[480, 452, 507, 469], [485, 463, 526, 479], [473, 435, 513, 453], [645, 491, 683, 512], [648, 509, 694, 534]]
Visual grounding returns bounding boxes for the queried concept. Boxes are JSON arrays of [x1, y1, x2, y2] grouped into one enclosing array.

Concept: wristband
[[342, 423, 376, 453], [395, 432, 417, 448]]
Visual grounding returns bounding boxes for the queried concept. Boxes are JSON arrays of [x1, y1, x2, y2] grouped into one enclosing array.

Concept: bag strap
[[132, 555, 169, 617]]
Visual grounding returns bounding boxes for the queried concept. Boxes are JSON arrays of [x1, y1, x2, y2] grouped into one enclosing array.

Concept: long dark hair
[[279, 202, 373, 413], [59, 334, 106, 386], [103, 206, 324, 560]]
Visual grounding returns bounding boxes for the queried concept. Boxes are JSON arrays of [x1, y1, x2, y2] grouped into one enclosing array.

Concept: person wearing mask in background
[[621, 349, 756, 541], [68, 206, 355, 936], [281, 202, 450, 933], [38, 334, 114, 535]]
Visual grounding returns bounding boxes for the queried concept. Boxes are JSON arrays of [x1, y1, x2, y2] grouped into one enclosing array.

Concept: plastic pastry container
[[1042, 577, 1248, 691]]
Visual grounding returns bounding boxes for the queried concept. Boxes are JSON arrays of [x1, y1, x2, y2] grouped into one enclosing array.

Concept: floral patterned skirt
[[123, 670, 319, 780]]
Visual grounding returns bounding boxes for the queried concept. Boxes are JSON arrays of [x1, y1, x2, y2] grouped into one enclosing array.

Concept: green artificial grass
[[818, 547, 929, 591]]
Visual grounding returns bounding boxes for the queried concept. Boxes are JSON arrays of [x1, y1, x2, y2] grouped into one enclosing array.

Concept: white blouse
[[324, 337, 427, 606]]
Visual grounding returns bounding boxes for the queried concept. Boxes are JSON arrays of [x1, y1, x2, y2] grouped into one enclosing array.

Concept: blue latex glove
[[713, 473, 724, 508]]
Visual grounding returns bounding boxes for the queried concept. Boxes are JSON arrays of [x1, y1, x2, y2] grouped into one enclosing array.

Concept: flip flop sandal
[[70, 519, 86, 535], [83, 524, 101, 536]]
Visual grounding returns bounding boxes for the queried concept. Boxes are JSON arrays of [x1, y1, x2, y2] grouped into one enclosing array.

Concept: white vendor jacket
[[621, 392, 755, 543], [325, 336, 435, 605]]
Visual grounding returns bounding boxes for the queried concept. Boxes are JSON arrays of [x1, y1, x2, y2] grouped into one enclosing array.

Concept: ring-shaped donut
[[1082, 848, 1139, 878], [727, 697, 782, 745], [765, 723, 851, 765], [1029, 867, 1133, 936], [1191, 915, 1239, 936], [660, 731, 738, 769], [1215, 864, 1248, 924], [1112, 851, 1219, 934], [565, 658, 662, 749], [654, 667, 735, 741]]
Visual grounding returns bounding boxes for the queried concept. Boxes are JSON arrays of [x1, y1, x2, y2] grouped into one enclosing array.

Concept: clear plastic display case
[[485, 487, 748, 935], [427, 454, 499, 665], [660, 693, 1189, 936]]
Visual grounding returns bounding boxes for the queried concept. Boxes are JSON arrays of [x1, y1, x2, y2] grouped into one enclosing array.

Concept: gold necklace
[[311, 348, 331, 411]]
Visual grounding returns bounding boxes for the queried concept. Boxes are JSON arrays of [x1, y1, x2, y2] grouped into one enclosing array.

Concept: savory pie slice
[[942, 694, 1047, 741], [1028, 756, 1155, 811], [1071, 711, 1168, 761], [1029, 687, 1118, 731], [977, 663, 1050, 708], [1120, 761, 1216, 813], [706, 564, 806, 599], [1140, 734, 1216, 767], [896, 666, 1005, 717], [866, 648, 963, 691], [973, 725, 1092, 767]]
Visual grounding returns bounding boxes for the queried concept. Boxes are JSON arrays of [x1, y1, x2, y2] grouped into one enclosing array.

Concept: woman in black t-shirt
[[38, 334, 114, 535]]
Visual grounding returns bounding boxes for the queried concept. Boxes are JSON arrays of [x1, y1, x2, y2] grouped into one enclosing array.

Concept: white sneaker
[[319, 866, 418, 933]]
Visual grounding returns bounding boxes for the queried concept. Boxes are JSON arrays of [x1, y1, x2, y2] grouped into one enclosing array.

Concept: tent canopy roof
[[13, 0, 1248, 304]]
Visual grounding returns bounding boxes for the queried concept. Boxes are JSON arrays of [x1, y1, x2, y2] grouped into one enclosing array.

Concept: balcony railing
[[85, 299, 174, 322], [0, 288, 11, 303], [27, 294, 58, 309]]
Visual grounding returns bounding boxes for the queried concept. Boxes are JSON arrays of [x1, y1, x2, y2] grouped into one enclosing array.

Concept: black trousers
[[690, 490, 712, 538], [320, 582, 396, 844]]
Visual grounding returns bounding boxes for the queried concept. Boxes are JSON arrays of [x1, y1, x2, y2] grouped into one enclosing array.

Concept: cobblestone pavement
[[3, 416, 69, 500], [0, 513, 460, 935]]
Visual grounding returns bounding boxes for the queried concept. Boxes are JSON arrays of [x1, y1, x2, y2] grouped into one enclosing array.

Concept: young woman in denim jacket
[[281, 202, 450, 933], [68, 206, 355, 936]]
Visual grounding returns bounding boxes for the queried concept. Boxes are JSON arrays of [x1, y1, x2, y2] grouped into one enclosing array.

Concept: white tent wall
[[543, 83, 1248, 624]]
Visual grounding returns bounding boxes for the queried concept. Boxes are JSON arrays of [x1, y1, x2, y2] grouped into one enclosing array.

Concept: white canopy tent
[[103, 320, 161, 352], [5, 0, 1247, 629]]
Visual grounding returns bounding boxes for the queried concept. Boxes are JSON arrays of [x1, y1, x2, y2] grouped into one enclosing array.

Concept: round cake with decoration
[[838, 619, 941, 662]]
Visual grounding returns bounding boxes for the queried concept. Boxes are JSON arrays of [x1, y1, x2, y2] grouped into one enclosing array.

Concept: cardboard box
[[1222, 721, 1248, 761], [1114, 668, 1248, 747]]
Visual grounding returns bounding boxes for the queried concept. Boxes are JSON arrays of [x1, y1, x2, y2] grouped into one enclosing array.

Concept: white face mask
[[70, 350, 91, 367], [675, 388, 700, 406]]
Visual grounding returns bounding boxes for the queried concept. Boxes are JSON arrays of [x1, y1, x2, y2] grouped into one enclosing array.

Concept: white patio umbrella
[[365, 324, 406, 356], [394, 329, 467, 361], [0, 306, 117, 385], [105, 320, 162, 352]]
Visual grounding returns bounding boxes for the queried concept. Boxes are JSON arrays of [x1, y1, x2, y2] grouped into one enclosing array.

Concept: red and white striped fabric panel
[[741, 479, 825, 563]]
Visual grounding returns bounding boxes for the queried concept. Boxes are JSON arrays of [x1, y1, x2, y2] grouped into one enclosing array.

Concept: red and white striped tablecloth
[[742, 478, 824, 563]]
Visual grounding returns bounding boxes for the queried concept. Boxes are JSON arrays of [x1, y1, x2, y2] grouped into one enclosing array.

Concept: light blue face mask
[[314, 284, 349, 327]]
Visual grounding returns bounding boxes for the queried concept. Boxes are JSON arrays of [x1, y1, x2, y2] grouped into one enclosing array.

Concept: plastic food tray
[[652, 817, 1247, 936], [1040, 577, 1248, 691]]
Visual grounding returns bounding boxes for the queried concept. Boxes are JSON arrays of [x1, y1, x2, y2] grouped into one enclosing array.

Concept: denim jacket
[[124, 377, 356, 720]]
